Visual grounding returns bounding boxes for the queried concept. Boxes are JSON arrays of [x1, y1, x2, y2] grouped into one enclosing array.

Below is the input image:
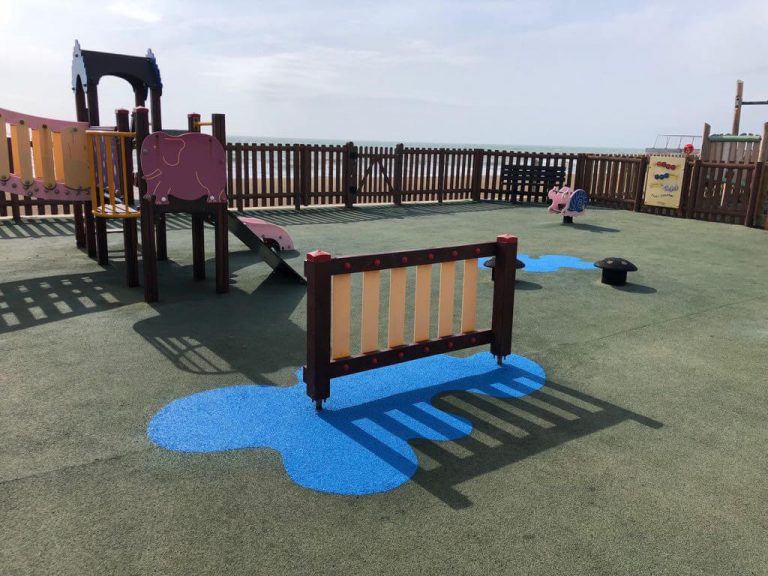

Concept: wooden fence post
[[633, 156, 649, 212], [700, 123, 711, 161], [757, 122, 768, 163], [744, 161, 764, 227], [344, 141, 356, 209], [490, 234, 518, 364], [303, 250, 333, 409], [234, 142, 244, 211], [301, 145, 311, 207], [437, 149, 446, 203], [678, 158, 693, 218], [293, 144, 302, 210], [686, 158, 702, 219], [470, 148, 483, 202], [574, 153, 587, 190], [393, 143, 404, 205]]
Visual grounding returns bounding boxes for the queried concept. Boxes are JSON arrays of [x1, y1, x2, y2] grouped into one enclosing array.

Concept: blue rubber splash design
[[148, 352, 545, 495], [480, 253, 595, 273]]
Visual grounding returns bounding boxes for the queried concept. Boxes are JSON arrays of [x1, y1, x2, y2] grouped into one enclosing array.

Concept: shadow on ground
[[407, 380, 663, 509], [238, 201, 518, 227], [133, 271, 306, 384], [0, 214, 193, 240], [0, 248, 305, 379], [544, 221, 621, 234], [0, 218, 78, 240], [0, 271, 136, 333], [515, 280, 543, 291], [610, 283, 658, 294]]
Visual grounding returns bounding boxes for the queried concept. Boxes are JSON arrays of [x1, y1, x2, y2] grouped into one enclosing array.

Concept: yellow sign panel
[[644, 155, 685, 208]]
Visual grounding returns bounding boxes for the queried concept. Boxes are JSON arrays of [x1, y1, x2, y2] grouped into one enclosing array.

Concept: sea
[[229, 135, 644, 156]]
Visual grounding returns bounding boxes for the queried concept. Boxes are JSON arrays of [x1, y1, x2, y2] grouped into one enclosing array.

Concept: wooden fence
[[573, 155, 766, 226], [3, 138, 768, 229], [575, 155, 647, 210]]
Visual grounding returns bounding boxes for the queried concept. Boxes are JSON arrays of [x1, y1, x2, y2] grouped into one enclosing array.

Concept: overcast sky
[[2, 0, 768, 148]]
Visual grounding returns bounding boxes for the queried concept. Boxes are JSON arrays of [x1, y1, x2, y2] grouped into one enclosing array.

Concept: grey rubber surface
[[1, 203, 766, 575]]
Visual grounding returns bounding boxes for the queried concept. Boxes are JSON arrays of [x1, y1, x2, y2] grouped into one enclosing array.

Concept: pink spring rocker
[[547, 186, 588, 224]]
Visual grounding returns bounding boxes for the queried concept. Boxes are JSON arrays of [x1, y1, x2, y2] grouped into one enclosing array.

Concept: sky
[[2, 0, 768, 149]]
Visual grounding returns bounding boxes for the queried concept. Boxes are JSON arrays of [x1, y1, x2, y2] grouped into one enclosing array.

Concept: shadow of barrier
[[322, 376, 662, 509]]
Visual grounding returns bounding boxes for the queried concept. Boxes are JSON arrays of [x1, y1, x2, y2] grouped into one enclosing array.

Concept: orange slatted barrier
[[303, 235, 518, 410]]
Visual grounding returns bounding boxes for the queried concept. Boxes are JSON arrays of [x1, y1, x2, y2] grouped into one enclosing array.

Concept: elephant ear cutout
[[158, 136, 186, 167]]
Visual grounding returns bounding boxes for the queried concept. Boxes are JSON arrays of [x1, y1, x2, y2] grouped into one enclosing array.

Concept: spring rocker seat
[[139, 130, 229, 302], [547, 186, 588, 223]]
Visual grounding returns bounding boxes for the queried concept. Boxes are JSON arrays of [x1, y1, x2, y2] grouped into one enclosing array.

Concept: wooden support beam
[[732, 80, 744, 135]]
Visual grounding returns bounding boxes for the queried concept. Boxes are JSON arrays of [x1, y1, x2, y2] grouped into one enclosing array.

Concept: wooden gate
[[355, 146, 397, 204]]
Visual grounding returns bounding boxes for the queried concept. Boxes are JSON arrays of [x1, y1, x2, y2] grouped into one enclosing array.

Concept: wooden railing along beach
[[3, 139, 767, 228]]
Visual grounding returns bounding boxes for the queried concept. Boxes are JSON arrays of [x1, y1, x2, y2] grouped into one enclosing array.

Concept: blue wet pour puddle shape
[[149, 353, 546, 495], [480, 253, 595, 272]]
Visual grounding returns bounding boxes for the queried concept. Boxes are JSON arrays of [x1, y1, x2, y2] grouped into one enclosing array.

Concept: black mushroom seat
[[483, 257, 525, 281], [594, 257, 637, 286]]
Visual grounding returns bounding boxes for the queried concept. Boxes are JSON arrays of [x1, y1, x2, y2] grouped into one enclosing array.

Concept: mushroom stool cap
[[594, 257, 637, 286], [483, 257, 525, 270], [483, 256, 524, 282]]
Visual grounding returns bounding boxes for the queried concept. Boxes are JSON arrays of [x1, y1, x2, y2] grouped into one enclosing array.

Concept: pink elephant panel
[[140, 132, 227, 204]]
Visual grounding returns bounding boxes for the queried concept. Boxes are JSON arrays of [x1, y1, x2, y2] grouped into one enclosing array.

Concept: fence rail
[[3, 138, 768, 228]]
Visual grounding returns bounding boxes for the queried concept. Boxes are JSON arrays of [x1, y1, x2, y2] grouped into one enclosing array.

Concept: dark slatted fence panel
[[303, 144, 346, 206], [582, 154, 645, 209], [225, 143, 301, 208], [686, 161, 759, 224], [402, 147, 441, 202], [441, 148, 475, 201]]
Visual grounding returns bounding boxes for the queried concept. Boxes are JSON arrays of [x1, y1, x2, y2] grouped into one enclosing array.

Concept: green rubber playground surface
[[1, 202, 767, 575]]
